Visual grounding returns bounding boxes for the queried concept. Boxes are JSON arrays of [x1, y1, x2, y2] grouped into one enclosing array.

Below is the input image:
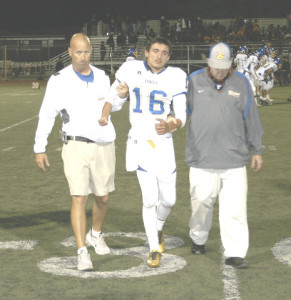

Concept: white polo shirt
[[34, 64, 116, 153]]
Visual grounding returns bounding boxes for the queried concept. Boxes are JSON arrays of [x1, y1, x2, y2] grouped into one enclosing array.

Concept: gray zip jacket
[[185, 67, 264, 169]]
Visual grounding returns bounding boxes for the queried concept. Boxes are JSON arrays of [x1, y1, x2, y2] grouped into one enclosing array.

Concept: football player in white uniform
[[265, 48, 278, 101], [256, 53, 280, 106], [234, 45, 248, 73], [243, 50, 261, 105], [102, 37, 187, 268]]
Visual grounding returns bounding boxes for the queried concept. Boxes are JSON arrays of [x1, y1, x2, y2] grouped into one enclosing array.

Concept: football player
[[103, 37, 187, 268], [234, 45, 248, 73], [256, 53, 280, 106], [243, 50, 261, 105]]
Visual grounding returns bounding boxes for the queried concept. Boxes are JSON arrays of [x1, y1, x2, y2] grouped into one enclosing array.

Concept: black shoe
[[260, 99, 272, 106], [225, 257, 249, 269], [191, 241, 205, 255]]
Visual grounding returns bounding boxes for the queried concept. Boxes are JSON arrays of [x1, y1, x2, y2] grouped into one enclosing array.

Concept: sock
[[157, 203, 171, 231], [91, 228, 101, 238], [77, 246, 87, 255], [142, 205, 158, 252], [157, 219, 165, 232]]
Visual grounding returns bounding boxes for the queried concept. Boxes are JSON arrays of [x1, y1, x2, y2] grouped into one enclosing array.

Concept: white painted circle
[[38, 232, 187, 278], [272, 237, 291, 267]]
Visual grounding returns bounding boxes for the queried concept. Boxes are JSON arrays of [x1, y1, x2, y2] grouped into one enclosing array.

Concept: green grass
[[0, 82, 291, 299]]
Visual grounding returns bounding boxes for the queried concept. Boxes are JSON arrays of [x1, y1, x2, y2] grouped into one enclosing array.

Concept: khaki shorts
[[62, 140, 115, 196]]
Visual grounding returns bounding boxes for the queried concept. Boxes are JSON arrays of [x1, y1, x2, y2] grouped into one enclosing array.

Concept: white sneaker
[[86, 230, 110, 255], [77, 251, 93, 271]]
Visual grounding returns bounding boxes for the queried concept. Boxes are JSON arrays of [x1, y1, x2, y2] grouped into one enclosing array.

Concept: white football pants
[[189, 166, 249, 258], [135, 138, 177, 251]]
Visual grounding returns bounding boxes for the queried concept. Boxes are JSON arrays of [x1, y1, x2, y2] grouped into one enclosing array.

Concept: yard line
[[0, 90, 34, 96], [0, 115, 38, 133], [2, 147, 15, 152], [221, 246, 241, 300]]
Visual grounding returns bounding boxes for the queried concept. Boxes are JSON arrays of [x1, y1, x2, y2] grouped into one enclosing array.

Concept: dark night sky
[[0, 0, 290, 35]]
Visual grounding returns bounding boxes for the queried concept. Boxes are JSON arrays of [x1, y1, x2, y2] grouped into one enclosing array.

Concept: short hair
[[70, 33, 91, 48], [146, 36, 172, 55]]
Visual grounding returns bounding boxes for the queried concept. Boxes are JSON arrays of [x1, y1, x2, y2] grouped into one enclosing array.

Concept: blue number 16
[[133, 87, 166, 115]]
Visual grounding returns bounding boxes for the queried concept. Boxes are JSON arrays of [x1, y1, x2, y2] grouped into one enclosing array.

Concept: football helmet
[[268, 47, 277, 58], [258, 46, 267, 55], [127, 48, 138, 58], [238, 45, 247, 54], [273, 57, 282, 69]]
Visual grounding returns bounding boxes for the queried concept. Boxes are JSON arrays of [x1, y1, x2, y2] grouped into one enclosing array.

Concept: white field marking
[[220, 246, 241, 300], [272, 237, 291, 268], [0, 90, 31, 96], [0, 115, 38, 133], [268, 145, 277, 151], [2, 146, 15, 152], [0, 240, 39, 250], [0, 90, 42, 97], [38, 232, 186, 279], [55, 147, 62, 151], [5, 93, 41, 97]]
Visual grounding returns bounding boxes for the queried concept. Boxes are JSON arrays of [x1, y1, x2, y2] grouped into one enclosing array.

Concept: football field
[[0, 81, 291, 300]]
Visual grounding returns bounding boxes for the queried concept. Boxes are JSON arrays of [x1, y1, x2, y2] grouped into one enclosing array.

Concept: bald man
[[34, 33, 121, 271]]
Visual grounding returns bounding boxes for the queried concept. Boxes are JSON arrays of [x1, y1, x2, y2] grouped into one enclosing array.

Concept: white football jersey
[[234, 53, 248, 73], [256, 63, 274, 81], [244, 54, 259, 72], [114, 60, 187, 140]]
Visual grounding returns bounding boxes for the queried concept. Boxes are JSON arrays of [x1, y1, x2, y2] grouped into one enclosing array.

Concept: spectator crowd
[[85, 13, 291, 45]]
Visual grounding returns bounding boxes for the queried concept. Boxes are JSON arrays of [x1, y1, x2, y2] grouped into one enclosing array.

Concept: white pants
[[134, 138, 177, 251], [129, 137, 177, 208], [189, 167, 249, 258], [244, 71, 256, 95]]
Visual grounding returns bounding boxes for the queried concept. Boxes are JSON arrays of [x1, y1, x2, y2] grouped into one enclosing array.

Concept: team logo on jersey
[[98, 97, 105, 101], [228, 91, 240, 98], [216, 52, 225, 60], [138, 71, 142, 75]]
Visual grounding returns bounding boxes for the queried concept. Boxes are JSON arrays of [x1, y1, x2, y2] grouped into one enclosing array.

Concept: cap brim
[[208, 59, 232, 69]]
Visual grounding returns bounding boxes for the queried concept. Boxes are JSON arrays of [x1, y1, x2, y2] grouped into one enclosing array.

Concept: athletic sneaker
[[86, 230, 110, 255], [146, 250, 162, 268], [77, 251, 93, 271], [225, 257, 249, 269], [191, 241, 205, 255], [158, 231, 165, 253]]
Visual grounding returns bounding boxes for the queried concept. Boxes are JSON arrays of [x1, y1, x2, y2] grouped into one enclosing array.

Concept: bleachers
[[0, 17, 290, 79]]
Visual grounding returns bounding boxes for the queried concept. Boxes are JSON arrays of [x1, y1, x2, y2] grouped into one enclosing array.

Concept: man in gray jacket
[[186, 42, 264, 269]]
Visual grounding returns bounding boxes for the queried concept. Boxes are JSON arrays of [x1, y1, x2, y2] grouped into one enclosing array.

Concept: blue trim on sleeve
[[235, 71, 252, 120], [137, 165, 147, 172], [173, 91, 186, 98]]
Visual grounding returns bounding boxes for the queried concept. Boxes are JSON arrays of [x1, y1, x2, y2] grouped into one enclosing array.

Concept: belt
[[67, 136, 95, 143]]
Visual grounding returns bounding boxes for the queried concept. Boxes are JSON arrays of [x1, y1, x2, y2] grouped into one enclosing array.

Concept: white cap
[[208, 42, 232, 69]]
